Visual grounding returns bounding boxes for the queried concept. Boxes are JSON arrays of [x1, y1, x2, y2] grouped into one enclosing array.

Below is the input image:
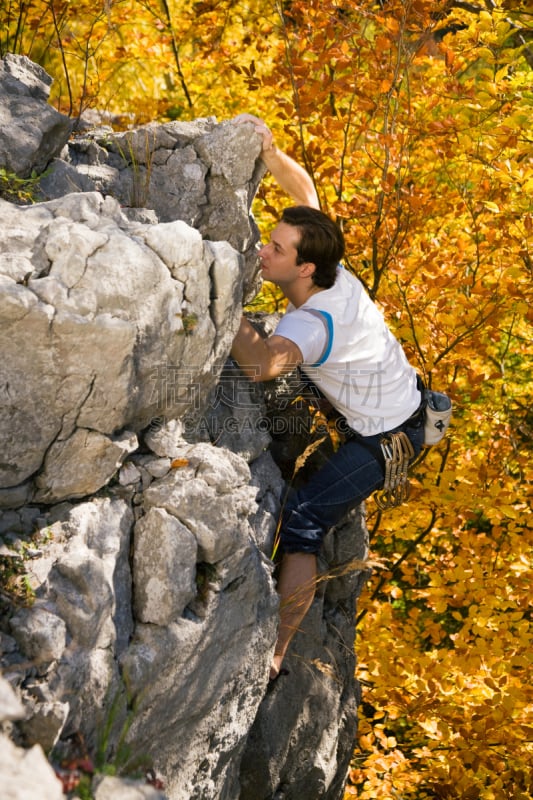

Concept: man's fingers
[[233, 112, 261, 125], [232, 114, 274, 152]]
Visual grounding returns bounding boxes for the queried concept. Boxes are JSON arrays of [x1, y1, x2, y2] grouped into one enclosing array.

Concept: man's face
[[258, 222, 303, 287]]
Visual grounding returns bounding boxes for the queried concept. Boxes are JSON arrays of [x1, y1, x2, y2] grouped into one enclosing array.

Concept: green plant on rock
[[0, 549, 35, 611], [94, 684, 143, 777], [0, 167, 46, 204], [51, 682, 161, 797]]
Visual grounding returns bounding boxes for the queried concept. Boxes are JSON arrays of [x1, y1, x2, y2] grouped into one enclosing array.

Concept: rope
[[375, 431, 415, 509]]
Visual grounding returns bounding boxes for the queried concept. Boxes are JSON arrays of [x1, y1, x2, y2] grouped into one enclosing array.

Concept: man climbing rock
[[231, 114, 425, 681]]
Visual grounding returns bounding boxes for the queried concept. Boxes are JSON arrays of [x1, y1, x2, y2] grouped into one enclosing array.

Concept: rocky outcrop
[[0, 54, 72, 177], [0, 190, 247, 502], [0, 675, 64, 800], [0, 54, 369, 800], [1, 64, 265, 503], [37, 116, 264, 294]]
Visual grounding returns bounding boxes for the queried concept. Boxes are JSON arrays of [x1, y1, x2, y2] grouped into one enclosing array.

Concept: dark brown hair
[[280, 206, 345, 289]]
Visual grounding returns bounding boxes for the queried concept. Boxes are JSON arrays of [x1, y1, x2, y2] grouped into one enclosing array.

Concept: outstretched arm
[[233, 113, 319, 209]]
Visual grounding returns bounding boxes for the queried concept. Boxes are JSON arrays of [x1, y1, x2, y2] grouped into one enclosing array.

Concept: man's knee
[[280, 501, 326, 555]]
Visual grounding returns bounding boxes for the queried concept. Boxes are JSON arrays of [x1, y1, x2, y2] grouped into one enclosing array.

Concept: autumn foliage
[[2, 1, 531, 797]]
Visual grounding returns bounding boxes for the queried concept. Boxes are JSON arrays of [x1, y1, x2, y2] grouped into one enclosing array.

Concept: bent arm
[[233, 113, 319, 209], [231, 316, 303, 382], [261, 146, 320, 209]]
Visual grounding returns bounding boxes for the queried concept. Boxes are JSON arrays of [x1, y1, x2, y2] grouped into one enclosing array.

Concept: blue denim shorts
[[280, 414, 425, 555]]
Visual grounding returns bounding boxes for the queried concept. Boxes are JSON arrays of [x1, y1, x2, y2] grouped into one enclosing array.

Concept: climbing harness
[[375, 431, 415, 510]]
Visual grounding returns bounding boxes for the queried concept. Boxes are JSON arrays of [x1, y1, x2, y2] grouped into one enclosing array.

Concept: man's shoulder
[[335, 265, 363, 290], [303, 266, 363, 313]]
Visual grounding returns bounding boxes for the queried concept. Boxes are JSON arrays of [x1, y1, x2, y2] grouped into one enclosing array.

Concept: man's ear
[[299, 261, 317, 279]]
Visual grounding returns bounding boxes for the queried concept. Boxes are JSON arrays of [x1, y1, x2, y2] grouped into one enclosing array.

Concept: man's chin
[[261, 269, 275, 284], [261, 277, 280, 289]]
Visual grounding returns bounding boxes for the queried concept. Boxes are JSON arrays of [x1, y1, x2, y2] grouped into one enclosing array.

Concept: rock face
[[37, 115, 265, 294], [0, 54, 72, 177], [0, 54, 369, 800], [0, 190, 246, 501], [0, 675, 64, 799]]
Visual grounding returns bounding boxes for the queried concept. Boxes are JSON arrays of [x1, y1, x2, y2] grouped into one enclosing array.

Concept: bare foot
[[269, 653, 285, 681]]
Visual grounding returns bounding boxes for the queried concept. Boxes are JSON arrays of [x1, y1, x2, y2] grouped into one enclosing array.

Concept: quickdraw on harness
[[374, 431, 415, 510]]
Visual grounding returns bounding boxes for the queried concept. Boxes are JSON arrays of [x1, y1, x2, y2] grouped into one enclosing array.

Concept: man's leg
[[271, 435, 387, 679], [271, 552, 317, 679]]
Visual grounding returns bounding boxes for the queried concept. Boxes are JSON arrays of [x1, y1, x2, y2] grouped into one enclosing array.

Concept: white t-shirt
[[274, 267, 420, 435]]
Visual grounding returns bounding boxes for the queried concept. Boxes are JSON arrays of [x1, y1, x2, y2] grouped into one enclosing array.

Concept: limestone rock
[[0, 734, 64, 800], [9, 607, 67, 664], [0, 675, 25, 722], [35, 429, 138, 504], [121, 543, 278, 800], [248, 451, 285, 553], [1, 111, 263, 502], [93, 775, 167, 799], [142, 445, 256, 563], [133, 507, 197, 625], [38, 116, 265, 293], [143, 419, 186, 459], [0, 54, 72, 177], [0, 191, 245, 500], [17, 699, 69, 752], [45, 497, 134, 650], [195, 358, 272, 462]]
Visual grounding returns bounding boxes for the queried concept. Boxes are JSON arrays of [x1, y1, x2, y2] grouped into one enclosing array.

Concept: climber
[[230, 113, 425, 681]]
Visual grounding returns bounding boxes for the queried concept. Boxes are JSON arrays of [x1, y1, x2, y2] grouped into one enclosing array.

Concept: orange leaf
[[171, 458, 189, 469]]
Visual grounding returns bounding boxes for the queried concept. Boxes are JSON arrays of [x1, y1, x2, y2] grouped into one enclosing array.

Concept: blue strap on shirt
[[304, 309, 334, 367]]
